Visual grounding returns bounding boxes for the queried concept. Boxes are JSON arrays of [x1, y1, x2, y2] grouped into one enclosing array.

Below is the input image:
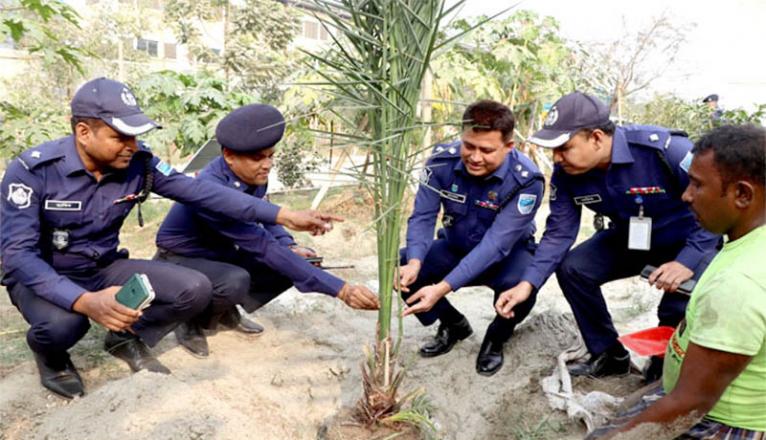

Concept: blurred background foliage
[[1, 0, 763, 184]]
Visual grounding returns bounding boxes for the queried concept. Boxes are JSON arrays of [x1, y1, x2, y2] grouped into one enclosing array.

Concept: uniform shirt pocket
[[442, 199, 468, 217], [476, 205, 497, 222]]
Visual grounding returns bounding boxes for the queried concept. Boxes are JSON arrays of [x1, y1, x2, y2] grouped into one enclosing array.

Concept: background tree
[[1, 0, 84, 71], [132, 70, 257, 159], [569, 13, 690, 122], [0, 0, 172, 158], [429, 11, 572, 169], [163, 0, 300, 100], [626, 93, 766, 139]]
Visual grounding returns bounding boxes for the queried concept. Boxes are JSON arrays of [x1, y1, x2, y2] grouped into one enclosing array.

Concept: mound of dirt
[[0, 249, 663, 440]]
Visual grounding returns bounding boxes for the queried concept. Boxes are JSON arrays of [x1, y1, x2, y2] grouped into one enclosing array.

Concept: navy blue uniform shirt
[[405, 142, 545, 290], [523, 125, 721, 289], [156, 157, 345, 296], [1, 136, 282, 310]]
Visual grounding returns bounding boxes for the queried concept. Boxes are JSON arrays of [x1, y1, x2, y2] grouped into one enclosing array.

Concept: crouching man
[[592, 125, 765, 438], [1, 78, 338, 399], [398, 100, 544, 376], [155, 104, 379, 358]]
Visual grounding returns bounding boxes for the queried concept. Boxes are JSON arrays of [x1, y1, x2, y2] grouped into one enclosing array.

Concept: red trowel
[[619, 326, 676, 357], [617, 265, 693, 357]]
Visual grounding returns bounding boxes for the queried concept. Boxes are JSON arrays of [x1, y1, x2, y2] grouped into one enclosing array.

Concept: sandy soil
[[0, 198, 668, 440]]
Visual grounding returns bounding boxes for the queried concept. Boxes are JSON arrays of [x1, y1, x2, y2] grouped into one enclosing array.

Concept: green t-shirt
[[663, 225, 766, 430]]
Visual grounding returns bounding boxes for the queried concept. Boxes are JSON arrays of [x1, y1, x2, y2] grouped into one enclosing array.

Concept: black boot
[[476, 334, 505, 376], [104, 331, 170, 374], [175, 320, 209, 358], [568, 344, 630, 378], [419, 317, 473, 358], [218, 307, 264, 334], [33, 352, 84, 399]]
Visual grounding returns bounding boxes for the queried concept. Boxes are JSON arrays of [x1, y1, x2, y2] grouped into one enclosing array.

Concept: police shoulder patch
[[7, 183, 33, 209], [155, 160, 176, 176], [679, 151, 693, 173], [517, 193, 537, 215], [419, 166, 432, 185]]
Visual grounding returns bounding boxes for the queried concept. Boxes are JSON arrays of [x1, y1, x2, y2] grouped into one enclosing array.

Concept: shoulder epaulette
[[429, 141, 461, 161], [623, 126, 672, 151], [509, 152, 544, 187], [624, 125, 692, 152], [138, 141, 153, 152], [18, 138, 67, 170]]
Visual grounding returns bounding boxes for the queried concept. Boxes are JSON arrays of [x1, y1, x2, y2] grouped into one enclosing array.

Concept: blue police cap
[[71, 77, 160, 136], [529, 91, 610, 148], [702, 94, 719, 103], [215, 104, 285, 153]]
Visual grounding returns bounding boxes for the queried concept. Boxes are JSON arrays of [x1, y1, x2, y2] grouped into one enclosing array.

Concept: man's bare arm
[[614, 342, 752, 435]]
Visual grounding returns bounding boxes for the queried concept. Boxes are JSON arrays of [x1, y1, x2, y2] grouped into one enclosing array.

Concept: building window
[[164, 42, 176, 59], [136, 38, 158, 57], [302, 20, 319, 40], [319, 25, 330, 41]]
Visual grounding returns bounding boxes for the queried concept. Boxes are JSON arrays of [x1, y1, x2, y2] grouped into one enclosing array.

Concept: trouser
[[555, 228, 717, 357], [400, 236, 538, 344], [7, 258, 213, 357], [155, 249, 294, 318]]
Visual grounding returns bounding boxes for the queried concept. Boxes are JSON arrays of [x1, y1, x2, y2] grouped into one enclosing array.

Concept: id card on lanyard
[[628, 194, 652, 250]]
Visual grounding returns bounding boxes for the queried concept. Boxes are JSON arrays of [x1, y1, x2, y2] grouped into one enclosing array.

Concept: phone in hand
[[640, 265, 695, 295], [115, 273, 156, 310]]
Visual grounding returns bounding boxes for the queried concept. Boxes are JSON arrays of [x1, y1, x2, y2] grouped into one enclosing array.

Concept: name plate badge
[[573, 194, 602, 205], [44, 200, 82, 211]]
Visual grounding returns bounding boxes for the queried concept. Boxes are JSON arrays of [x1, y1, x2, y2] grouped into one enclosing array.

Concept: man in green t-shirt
[[598, 124, 766, 437]]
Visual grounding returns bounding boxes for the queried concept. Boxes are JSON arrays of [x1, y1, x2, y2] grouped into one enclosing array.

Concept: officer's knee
[[218, 267, 250, 296], [174, 272, 213, 315], [556, 254, 584, 283], [216, 267, 250, 301], [27, 313, 89, 353]]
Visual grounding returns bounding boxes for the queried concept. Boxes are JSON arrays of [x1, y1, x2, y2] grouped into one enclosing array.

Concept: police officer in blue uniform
[[496, 92, 720, 379], [399, 100, 544, 376], [155, 104, 379, 358], [0, 78, 339, 399], [703, 94, 724, 123]]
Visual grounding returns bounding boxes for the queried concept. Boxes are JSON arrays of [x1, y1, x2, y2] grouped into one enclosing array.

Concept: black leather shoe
[[33, 352, 84, 399], [643, 355, 664, 383], [104, 332, 171, 374], [476, 336, 505, 376], [219, 307, 264, 334], [419, 317, 473, 358], [567, 350, 631, 378], [175, 321, 209, 358]]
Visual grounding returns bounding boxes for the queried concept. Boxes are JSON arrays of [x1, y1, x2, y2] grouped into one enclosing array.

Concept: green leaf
[[3, 19, 27, 42]]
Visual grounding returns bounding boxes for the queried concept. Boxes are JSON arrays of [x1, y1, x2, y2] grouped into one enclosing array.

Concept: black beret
[[215, 104, 286, 153], [702, 94, 719, 103]]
